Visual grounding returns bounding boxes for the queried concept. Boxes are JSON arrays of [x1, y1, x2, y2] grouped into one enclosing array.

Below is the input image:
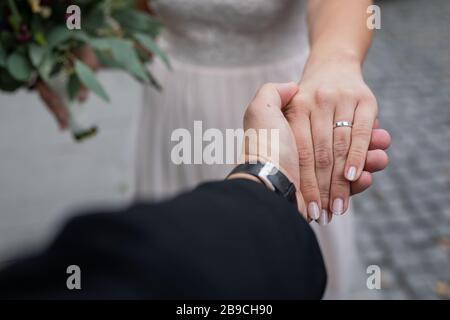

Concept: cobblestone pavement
[[355, 0, 450, 299]]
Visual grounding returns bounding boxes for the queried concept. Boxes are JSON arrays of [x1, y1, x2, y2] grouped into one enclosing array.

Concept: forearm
[[306, 0, 373, 66]]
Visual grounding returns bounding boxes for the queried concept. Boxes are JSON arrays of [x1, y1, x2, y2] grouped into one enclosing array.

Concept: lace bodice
[[151, 0, 308, 67]]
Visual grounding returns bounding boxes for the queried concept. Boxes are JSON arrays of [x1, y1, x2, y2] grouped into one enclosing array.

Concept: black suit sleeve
[[0, 179, 326, 299]]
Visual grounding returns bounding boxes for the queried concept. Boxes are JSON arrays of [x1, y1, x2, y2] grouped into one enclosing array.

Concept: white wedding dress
[[136, 0, 362, 299]]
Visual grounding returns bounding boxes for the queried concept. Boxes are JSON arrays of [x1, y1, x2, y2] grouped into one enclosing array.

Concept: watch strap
[[228, 162, 297, 205]]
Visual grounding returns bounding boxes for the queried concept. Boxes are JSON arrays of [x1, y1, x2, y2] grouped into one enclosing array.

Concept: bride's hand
[[285, 54, 383, 225]]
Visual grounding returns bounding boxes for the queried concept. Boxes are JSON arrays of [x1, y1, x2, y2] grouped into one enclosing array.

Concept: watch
[[228, 162, 297, 205]]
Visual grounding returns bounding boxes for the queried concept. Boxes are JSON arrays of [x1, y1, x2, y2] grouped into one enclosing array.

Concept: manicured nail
[[346, 166, 357, 181], [308, 202, 320, 220], [317, 210, 329, 226], [332, 198, 344, 215]]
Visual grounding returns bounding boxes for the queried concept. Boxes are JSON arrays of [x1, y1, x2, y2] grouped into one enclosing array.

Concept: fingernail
[[308, 202, 320, 220], [317, 209, 329, 226], [346, 166, 357, 181], [332, 198, 344, 215]]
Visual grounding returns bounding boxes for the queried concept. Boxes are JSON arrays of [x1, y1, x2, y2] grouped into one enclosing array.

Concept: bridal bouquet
[[0, 0, 168, 141]]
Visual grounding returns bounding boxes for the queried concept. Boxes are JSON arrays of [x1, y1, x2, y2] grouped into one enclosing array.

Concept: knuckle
[[352, 123, 372, 139], [360, 90, 376, 102], [314, 145, 333, 168], [297, 147, 315, 167], [315, 87, 338, 105], [290, 93, 309, 107], [319, 188, 330, 200], [288, 96, 312, 116], [339, 88, 355, 100], [301, 181, 318, 197], [349, 146, 366, 162], [333, 136, 350, 158], [361, 91, 379, 112], [331, 176, 349, 189]]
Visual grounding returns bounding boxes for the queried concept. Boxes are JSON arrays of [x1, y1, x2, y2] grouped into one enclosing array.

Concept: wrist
[[304, 48, 362, 71], [227, 172, 263, 184], [227, 161, 298, 205]]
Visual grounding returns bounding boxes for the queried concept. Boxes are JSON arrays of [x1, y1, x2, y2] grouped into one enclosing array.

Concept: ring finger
[[330, 105, 355, 215]]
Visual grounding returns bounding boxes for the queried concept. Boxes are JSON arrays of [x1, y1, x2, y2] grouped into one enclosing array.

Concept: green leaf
[[146, 70, 162, 91], [6, 53, 32, 82], [37, 52, 56, 81], [82, 7, 107, 31], [109, 39, 149, 83], [67, 73, 82, 101], [29, 43, 46, 68], [134, 33, 171, 69], [0, 67, 23, 92], [71, 30, 90, 43], [74, 60, 109, 102], [95, 50, 122, 69], [0, 43, 6, 67], [47, 26, 72, 48], [89, 38, 113, 51], [34, 32, 46, 46], [113, 9, 162, 36], [0, 31, 14, 49]]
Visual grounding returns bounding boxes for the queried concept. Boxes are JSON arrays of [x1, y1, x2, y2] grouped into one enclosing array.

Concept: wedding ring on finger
[[333, 121, 353, 129]]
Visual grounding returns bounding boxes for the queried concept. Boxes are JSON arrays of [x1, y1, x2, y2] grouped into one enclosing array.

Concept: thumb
[[273, 82, 299, 107], [251, 82, 299, 110]]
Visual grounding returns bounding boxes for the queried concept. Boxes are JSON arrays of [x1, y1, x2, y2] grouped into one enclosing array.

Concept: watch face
[[229, 162, 296, 204], [259, 162, 278, 178]]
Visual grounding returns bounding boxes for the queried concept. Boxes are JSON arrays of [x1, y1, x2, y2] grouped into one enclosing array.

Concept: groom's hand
[[239, 82, 307, 216]]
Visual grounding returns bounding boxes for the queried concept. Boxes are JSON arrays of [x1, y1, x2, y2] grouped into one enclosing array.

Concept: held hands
[[285, 55, 390, 224], [241, 81, 390, 224]]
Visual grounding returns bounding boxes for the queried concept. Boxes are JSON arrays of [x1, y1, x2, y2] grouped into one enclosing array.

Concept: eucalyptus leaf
[[109, 39, 149, 83], [37, 52, 56, 81], [134, 33, 171, 69], [0, 43, 6, 67], [113, 9, 161, 36], [29, 43, 46, 68], [74, 60, 109, 102], [34, 32, 46, 46], [0, 32, 14, 50], [146, 70, 162, 91], [71, 30, 90, 43], [95, 50, 122, 69], [89, 38, 113, 51], [0, 67, 23, 92], [82, 6, 107, 31], [6, 53, 32, 82], [67, 73, 82, 101], [47, 26, 72, 48]]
